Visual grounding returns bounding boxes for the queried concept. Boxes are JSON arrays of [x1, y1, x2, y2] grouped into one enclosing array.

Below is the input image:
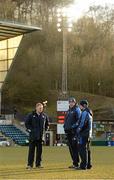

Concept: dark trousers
[[66, 133, 79, 166], [28, 139, 42, 167], [78, 136, 92, 169], [87, 140, 92, 168]]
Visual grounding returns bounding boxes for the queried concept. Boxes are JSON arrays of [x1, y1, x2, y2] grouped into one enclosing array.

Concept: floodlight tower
[[57, 8, 73, 98]]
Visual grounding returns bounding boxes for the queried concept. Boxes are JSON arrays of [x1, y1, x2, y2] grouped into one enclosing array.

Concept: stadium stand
[[0, 125, 29, 146]]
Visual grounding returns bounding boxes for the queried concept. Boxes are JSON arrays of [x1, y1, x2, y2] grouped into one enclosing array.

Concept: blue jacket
[[25, 111, 49, 140], [77, 108, 93, 137], [64, 105, 81, 132]]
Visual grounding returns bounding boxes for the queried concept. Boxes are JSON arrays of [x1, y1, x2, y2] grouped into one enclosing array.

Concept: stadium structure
[[0, 21, 41, 146]]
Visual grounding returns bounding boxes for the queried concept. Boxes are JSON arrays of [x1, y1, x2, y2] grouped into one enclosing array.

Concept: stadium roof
[[0, 21, 41, 41]]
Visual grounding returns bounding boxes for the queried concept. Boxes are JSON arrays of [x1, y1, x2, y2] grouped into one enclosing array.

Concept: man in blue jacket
[[25, 102, 49, 169], [76, 100, 92, 170], [64, 97, 81, 168]]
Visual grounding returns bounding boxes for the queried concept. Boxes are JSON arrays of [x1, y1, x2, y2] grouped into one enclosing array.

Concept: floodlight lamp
[[57, 8, 61, 13], [57, 13, 61, 17], [57, 23, 61, 27], [58, 18, 62, 22], [68, 28, 72, 32], [58, 28, 62, 32]]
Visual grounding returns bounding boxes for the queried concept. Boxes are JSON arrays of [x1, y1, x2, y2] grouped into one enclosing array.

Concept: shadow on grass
[[0, 167, 74, 178]]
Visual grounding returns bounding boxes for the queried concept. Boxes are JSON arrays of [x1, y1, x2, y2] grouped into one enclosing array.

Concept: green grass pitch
[[0, 146, 114, 179]]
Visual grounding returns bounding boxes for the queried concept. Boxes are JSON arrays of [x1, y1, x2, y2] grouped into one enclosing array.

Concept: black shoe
[[35, 165, 44, 168], [87, 165, 92, 169], [74, 166, 80, 170], [76, 167, 87, 170], [68, 165, 78, 169]]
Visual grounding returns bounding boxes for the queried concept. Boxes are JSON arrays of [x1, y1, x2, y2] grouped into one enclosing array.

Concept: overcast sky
[[69, 0, 114, 19]]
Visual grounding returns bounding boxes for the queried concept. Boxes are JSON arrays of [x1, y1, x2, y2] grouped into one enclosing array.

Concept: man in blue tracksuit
[[25, 102, 49, 169], [76, 100, 93, 170], [64, 97, 81, 168]]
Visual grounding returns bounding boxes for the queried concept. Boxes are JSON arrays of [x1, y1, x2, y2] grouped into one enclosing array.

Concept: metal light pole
[[62, 26, 67, 96], [57, 8, 72, 98], [0, 89, 1, 115]]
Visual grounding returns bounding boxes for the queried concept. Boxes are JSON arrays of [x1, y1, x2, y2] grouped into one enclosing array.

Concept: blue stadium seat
[[0, 124, 29, 146]]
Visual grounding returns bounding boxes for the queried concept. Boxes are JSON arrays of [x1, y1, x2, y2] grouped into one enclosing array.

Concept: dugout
[[92, 120, 114, 146]]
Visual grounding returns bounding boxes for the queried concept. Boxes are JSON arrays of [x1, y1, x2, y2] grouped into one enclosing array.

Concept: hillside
[[23, 90, 114, 121], [68, 91, 114, 120]]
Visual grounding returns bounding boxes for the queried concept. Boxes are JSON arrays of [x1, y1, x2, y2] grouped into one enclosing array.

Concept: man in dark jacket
[[25, 102, 49, 169], [76, 100, 92, 170], [64, 97, 81, 168]]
